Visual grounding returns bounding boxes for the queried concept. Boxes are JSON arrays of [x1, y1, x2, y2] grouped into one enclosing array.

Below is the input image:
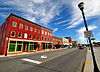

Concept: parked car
[[79, 46, 84, 49]]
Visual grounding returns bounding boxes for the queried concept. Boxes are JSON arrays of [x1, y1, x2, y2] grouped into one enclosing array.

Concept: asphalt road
[[0, 48, 87, 72]]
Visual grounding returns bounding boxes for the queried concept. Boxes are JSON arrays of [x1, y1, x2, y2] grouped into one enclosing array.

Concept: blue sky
[[0, 0, 100, 43]]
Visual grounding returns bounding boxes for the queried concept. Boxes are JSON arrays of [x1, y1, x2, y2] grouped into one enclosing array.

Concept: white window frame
[[19, 23, 23, 29], [25, 25, 28, 30], [30, 27, 33, 31], [11, 31, 16, 37], [18, 32, 22, 38], [12, 21, 17, 27]]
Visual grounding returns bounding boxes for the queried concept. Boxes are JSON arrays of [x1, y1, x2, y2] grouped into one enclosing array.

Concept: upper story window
[[18, 32, 22, 38], [12, 21, 17, 27], [11, 31, 16, 37], [29, 34, 32, 39], [19, 23, 23, 29], [38, 36, 40, 40], [24, 33, 27, 38], [34, 35, 36, 39], [25, 25, 28, 30], [34, 28, 36, 32], [38, 29, 40, 33], [50, 33, 52, 36], [42, 37, 44, 40], [47, 32, 49, 36], [45, 32, 47, 35], [30, 27, 33, 31], [42, 30, 44, 34]]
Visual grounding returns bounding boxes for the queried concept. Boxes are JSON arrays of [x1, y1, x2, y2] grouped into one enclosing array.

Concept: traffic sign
[[84, 31, 93, 38]]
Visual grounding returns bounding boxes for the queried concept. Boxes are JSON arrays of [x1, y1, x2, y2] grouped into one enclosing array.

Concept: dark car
[[79, 46, 84, 49]]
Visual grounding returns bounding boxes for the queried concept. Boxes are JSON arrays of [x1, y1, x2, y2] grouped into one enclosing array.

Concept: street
[[0, 48, 87, 72]]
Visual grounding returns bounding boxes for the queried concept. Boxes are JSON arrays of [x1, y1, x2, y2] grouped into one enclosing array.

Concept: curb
[[0, 48, 67, 58], [83, 48, 94, 72]]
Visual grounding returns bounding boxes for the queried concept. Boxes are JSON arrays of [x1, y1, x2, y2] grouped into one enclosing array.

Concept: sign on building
[[84, 31, 93, 38]]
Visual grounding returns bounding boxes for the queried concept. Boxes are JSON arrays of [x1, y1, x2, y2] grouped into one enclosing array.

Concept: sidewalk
[[84, 48, 94, 72], [0, 48, 67, 58]]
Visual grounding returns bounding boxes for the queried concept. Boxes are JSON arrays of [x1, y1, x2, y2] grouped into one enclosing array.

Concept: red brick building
[[52, 36, 63, 48], [0, 13, 53, 55]]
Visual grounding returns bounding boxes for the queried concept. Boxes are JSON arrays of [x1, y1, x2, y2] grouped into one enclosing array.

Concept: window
[[42, 37, 44, 40], [11, 31, 15, 37], [16, 45, 22, 51], [29, 34, 32, 39], [34, 35, 36, 39], [42, 30, 44, 34], [50, 33, 52, 36], [19, 23, 23, 29], [12, 21, 17, 27], [24, 33, 27, 38], [30, 27, 33, 31], [38, 29, 40, 33], [34, 28, 36, 32], [45, 32, 47, 35], [25, 25, 28, 30], [47, 32, 49, 36], [8, 44, 16, 52], [38, 36, 40, 40], [18, 32, 22, 38]]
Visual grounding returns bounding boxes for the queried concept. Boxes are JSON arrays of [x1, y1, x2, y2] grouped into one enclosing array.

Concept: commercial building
[[52, 36, 63, 48], [0, 13, 53, 55], [65, 37, 72, 45], [62, 37, 69, 46]]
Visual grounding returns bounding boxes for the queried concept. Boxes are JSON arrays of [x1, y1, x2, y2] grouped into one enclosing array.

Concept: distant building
[[62, 37, 69, 45], [52, 36, 63, 48], [0, 13, 53, 55], [65, 37, 72, 45], [72, 41, 78, 46]]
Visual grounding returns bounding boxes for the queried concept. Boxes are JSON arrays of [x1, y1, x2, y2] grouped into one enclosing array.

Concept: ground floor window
[[16, 45, 22, 51], [8, 44, 16, 52], [28, 45, 34, 51]]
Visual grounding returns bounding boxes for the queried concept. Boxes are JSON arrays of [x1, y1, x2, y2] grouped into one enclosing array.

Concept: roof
[[8, 13, 53, 31]]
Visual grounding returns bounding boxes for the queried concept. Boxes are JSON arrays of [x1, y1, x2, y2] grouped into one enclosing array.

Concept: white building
[[62, 38, 70, 45]]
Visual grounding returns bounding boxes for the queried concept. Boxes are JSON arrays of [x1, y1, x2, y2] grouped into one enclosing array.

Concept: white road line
[[22, 58, 42, 64]]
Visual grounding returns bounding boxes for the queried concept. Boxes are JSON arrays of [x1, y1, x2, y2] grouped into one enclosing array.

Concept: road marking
[[42, 53, 67, 63], [83, 61, 92, 72], [41, 55, 48, 58], [22, 58, 42, 64]]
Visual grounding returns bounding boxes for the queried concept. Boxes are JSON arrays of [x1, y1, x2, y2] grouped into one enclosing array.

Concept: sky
[[0, 0, 100, 44]]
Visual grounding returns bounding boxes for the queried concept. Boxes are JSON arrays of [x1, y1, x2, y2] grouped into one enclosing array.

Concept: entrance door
[[23, 42, 29, 52]]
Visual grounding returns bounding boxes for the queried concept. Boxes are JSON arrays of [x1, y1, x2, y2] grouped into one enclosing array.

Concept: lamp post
[[5, 34, 10, 56], [78, 2, 99, 72]]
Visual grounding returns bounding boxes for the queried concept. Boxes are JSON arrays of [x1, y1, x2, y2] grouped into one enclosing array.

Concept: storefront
[[7, 40, 52, 54]]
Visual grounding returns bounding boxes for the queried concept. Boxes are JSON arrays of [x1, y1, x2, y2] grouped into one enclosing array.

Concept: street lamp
[[5, 34, 10, 56], [78, 2, 99, 72]]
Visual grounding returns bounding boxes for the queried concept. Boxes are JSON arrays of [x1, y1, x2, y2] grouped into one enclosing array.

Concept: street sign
[[84, 31, 93, 38]]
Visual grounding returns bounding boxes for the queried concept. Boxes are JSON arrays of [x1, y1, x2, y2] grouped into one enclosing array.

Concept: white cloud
[[0, 0, 100, 30], [54, 20, 70, 25], [32, 0, 46, 3], [53, 28, 58, 33], [65, 0, 100, 29], [77, 25, 97, 42]]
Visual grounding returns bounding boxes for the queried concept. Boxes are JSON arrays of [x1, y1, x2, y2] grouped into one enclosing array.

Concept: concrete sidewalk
[[93, 47, 100, 70], [0, 48, 68, 58], [84, 48, 94, 72]]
